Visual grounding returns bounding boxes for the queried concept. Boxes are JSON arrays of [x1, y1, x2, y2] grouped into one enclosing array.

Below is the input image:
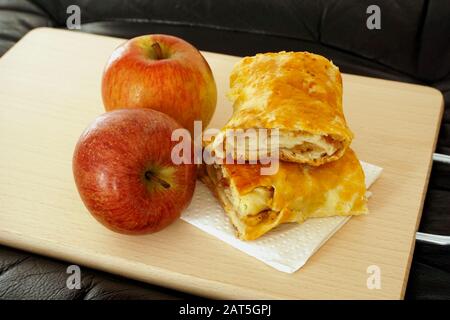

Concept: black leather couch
[[0, 0, 449, 300]]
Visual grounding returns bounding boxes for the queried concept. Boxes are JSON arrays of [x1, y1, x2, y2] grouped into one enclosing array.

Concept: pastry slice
[[207, 51, 353, 166], [200, 149, 367, 240]]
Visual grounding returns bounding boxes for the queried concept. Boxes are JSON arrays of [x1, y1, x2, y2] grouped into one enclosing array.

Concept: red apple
[[72, 109, 196, 234], [101, 34, 217, 134]]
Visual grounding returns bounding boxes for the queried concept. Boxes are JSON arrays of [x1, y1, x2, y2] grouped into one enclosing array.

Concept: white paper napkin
[[181, 162, 383, 273]]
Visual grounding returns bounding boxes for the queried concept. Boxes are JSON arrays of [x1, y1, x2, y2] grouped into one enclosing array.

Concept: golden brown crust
[[215, 51, 353, 166], [202, 149, 368, 240]]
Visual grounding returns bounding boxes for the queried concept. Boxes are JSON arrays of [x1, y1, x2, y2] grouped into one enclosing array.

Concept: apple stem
[[151, 42, 163, 60], [145, 171, 170, 189]]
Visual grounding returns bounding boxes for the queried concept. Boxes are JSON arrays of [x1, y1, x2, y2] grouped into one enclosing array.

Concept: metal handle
[[416, 232, 450, 245], [433, 153, 450, 164], [414, 153, 450, 245]]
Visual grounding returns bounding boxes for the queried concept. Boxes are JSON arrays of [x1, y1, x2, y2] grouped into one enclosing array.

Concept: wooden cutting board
[[0, 28, 443, 299]]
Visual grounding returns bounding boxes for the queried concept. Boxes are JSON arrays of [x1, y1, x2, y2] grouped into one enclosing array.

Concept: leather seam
[[0, 256, 30, 277]]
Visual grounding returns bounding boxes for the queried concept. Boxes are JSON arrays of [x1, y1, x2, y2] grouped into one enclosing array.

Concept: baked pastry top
[[208, 51, 353, 166]]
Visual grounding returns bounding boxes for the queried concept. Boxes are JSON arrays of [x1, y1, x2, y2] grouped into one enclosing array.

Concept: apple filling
[[278, 131, 342, 162], [207, 164, 274, 219], [219, 166, 273, 217], [203, 164, 289, 240], [209, 130, 342, 165]]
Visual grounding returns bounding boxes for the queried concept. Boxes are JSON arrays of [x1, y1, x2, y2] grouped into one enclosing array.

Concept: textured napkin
[[181, 162, 383, 273]]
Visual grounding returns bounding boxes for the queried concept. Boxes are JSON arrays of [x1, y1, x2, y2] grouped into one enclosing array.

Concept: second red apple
[[101, 34, 217, 134]]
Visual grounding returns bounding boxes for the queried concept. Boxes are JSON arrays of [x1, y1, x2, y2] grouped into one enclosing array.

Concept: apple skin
[[72, 109, 196, 235], [101, 34, 217, 135]]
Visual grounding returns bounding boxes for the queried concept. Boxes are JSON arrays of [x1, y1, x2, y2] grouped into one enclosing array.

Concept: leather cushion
[[0, 244, 193, 300], [0, 0, 53, 56]]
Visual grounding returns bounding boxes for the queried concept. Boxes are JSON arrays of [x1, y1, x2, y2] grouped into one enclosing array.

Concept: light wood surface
[[0, 28, 443, 299]]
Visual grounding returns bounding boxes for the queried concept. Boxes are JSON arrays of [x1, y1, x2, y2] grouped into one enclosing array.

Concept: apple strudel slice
[[200, 149, 367, 240], [207, 51, 353, 166]]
